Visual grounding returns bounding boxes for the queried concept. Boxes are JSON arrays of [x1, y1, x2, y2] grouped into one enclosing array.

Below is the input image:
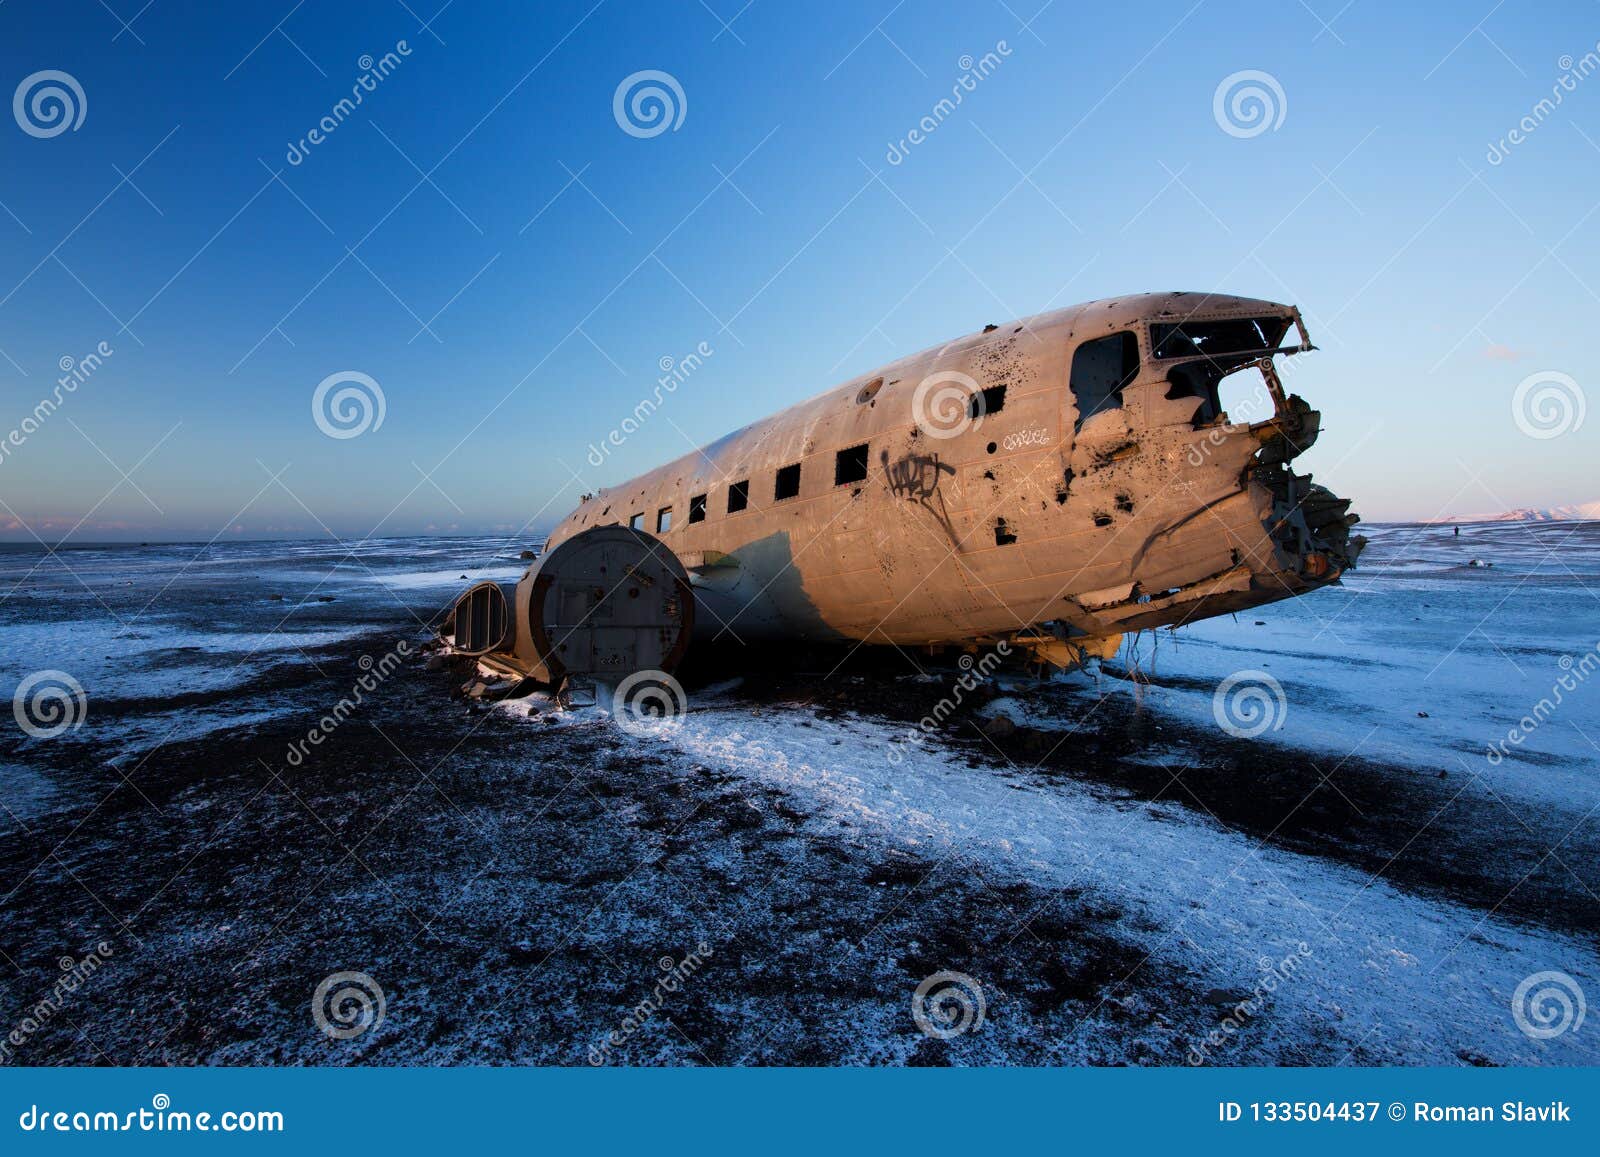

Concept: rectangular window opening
[[971, 384, 1006, 420], [656, 506, 673, 533], [774, 462, 801, 501], [1070, 331, 1140, 431], [688, 493, 707, 524], [834, 443, 869, 485], [727, 480, 749, 513], [628, 513, 644, 531]]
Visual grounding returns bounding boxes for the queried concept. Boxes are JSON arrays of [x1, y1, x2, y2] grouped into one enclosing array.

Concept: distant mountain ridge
[[1423, 500, 1600, 524]]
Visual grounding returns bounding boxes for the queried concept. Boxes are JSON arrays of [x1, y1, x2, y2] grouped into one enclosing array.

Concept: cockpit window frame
[[1148, 314, 1296, 363]]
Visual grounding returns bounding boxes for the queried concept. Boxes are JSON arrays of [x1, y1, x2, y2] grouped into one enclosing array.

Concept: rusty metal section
[[515, 526, 694, 684], [440, 581, 512, 657]]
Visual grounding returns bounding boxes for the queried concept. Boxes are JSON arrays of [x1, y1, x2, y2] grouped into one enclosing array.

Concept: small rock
[[982, 714, 1017, 739], [1416, 711, 1429, 718], [1253, 620, 1266, 626], [519, 550, 537, 560], [267, 593, 283, 601], [460, 574, 469, 580], [316, 595, 335, 602]]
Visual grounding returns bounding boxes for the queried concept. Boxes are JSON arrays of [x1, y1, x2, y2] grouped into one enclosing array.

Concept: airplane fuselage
[[534, 292, 1363, 667]]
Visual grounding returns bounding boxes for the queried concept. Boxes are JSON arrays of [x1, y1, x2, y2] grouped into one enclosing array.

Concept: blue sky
[[0, 0, 1595, 540]]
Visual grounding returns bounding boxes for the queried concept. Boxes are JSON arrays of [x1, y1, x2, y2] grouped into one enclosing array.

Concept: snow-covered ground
[[613, 696, 1597, 1065], [1099, 520, 1600, 807], [0, 535, 536, 750], [490, 518, 1600, 1064], [373, 564, 526, 591]]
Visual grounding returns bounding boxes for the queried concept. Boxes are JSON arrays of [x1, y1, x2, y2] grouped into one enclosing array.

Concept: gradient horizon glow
[[0, 0, 1595, 542]]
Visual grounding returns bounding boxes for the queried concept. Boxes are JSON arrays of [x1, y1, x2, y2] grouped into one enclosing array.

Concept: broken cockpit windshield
[[1158, 315, 1299, 427], [1149, 315, 1293, 361]]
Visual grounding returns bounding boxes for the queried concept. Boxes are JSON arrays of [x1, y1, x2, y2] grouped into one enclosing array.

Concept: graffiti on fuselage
[[882, 449, 953, 500], [881, 449, 960, 547]]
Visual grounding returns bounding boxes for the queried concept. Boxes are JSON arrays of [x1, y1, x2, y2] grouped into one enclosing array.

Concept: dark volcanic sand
[[2, 631, 1595, 1066]]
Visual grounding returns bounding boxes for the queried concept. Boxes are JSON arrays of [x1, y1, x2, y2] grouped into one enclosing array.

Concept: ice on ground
[[0, 535, 521, 766], [374, 564, 526, 591], [0, 619, 378, 705], [613, 701, 1599, 1066], [99, 702, 303, 762], [1107, 520, 1600, 810]]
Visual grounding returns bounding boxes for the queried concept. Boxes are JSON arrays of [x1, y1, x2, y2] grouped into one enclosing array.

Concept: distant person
[[1454, 526, 1459, 536]]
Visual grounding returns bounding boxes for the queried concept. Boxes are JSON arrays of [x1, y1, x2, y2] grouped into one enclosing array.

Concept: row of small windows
[[617, 381, 1015, 534], [627, 441, 871, 534]]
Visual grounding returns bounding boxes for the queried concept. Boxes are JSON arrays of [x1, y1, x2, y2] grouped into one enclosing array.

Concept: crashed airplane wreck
[[441, 291, 1364, 703]]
